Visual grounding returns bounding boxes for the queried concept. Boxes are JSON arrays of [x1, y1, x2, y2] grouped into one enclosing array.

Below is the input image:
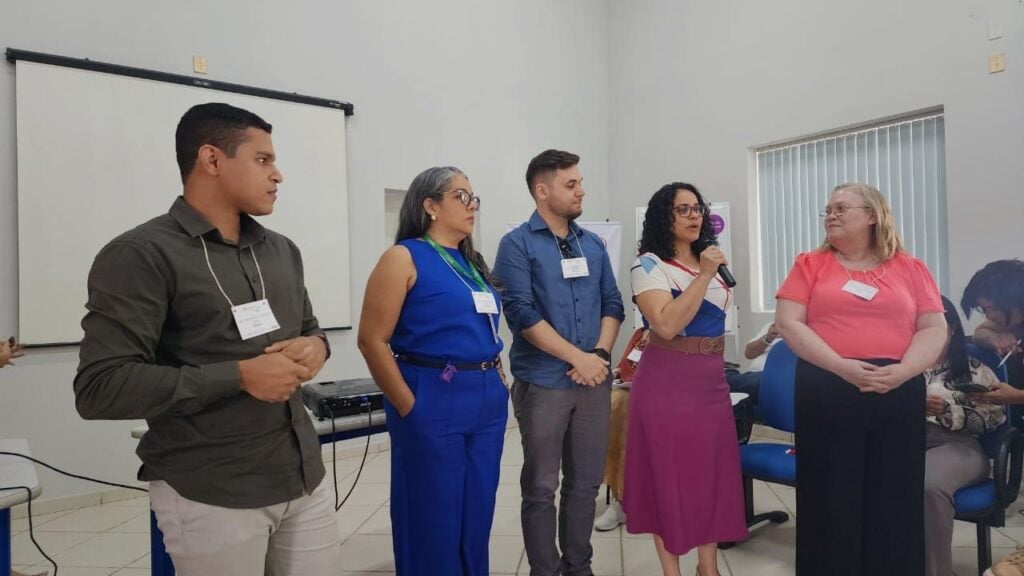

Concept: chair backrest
[[759, 340, 798, 434]]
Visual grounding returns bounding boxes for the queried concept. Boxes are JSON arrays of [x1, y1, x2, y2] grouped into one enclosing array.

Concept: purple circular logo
[[709, 214, 726, 235]]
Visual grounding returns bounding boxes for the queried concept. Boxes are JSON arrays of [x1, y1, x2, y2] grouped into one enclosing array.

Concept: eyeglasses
[[557, 238, 574, 259], [448, 188, 481, 209], [977, 304, 1004, 318], [819, 204, 870, 218], [672, 204, 707, 218]]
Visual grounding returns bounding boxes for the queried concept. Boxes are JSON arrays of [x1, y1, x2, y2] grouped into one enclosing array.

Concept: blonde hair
[[820, 183, 904, 261]]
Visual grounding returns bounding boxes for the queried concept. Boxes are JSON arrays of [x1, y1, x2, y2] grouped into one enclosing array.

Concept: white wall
[[608, 0, 1024, 356], [0, 0, 612, 500]]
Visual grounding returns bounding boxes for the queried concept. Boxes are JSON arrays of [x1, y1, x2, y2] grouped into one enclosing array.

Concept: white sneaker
[[594, 499, 625, 531]]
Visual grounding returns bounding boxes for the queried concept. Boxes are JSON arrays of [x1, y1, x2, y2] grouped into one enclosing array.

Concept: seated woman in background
[[962, 260, 1024, 361], [924, 296, 1005, 576]]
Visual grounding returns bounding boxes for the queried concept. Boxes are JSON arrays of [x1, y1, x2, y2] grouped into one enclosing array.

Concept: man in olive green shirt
[[74, 103, 342, 574]]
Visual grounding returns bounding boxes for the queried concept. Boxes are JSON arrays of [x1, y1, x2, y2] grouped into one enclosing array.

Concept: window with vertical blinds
[[756, 112, 948, 310]]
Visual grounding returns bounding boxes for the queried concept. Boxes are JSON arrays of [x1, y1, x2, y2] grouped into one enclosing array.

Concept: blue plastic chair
[[723, 340, 798, 547], [952, 344, 1023, 576]]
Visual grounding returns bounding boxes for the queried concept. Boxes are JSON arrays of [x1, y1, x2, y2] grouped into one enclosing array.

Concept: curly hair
[[636, 182, 714, 261]]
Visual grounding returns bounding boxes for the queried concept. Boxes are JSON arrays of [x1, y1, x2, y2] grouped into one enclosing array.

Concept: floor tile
[[39, 506, 147, 533], [339, 534, 396, 572], [53, 532, 149, 568], [12, 530, 95, 566], [11, 510, 74, 533], [489, 534, 525, 574], [28, 567, 115, 576]]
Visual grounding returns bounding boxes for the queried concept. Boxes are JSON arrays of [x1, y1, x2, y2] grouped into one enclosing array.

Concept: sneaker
[[594, 499, 625, 531], [990, 544, 1024, 576]]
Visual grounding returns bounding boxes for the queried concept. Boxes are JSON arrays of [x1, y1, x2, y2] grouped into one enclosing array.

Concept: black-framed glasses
[[557, 238, 574, 259], [448, 188, 481, 209], [672, 203, 707, 218], [819, 204, 870, 218]]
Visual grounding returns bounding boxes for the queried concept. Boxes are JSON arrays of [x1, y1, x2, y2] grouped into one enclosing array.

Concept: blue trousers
[[384, 362, 509, 576]]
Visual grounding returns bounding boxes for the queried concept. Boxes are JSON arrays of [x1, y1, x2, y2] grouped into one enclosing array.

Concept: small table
[[133, 408, 388, 576], [0, 439, 42, 575]]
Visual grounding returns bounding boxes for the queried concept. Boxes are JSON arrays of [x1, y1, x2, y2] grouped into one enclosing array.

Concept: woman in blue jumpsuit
[[358, 166, 508, 576]]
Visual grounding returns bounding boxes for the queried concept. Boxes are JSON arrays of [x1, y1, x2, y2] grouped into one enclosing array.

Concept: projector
[[301, 378, 385, 420]]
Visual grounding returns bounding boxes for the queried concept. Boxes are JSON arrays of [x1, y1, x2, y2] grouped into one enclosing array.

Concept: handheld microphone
[[692, 237, 737, 288]]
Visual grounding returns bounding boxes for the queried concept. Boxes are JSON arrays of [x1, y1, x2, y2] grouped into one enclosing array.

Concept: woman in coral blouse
[[775, 183, 946, 576]]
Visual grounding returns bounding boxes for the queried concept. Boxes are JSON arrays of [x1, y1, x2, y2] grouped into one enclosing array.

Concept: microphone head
[[691, 235, 719, 254]]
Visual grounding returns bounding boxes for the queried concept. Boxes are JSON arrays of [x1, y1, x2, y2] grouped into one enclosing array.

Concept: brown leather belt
[[648, 333, 725, 355]]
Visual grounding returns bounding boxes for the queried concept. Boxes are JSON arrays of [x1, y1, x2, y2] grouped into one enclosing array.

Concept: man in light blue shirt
[[493, 149, 624, 576]]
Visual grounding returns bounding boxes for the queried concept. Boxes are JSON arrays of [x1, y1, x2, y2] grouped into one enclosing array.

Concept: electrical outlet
[[989, 53, 1006, 74], [193, 56, 208, 75]]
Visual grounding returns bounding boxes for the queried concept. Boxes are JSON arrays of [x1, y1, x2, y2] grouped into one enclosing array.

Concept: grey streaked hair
[[394, 166, 496, 284]]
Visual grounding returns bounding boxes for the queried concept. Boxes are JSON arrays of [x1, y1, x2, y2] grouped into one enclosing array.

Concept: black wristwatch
[[590, 347, 611, 362], [314, 333, 332, 359]]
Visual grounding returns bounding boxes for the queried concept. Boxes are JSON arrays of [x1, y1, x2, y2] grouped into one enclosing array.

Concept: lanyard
[[663, 257, 732, 309], [835, 252, 887, 287], [200, 236, 267, 307], [422, 235, 499, 343], [423, 235, 489, 292], [550, 229, 586, 259]]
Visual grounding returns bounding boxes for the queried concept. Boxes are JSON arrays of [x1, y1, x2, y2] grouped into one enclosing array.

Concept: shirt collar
[[527, 210, 582, 239], [169, 196, 267, 247]]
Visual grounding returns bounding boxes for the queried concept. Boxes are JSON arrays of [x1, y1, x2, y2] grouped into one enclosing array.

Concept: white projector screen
[[15, 59, 352, 345]]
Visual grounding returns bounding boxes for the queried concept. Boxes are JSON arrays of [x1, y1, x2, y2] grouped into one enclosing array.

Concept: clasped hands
[[836, 359, 912, 394], [567, 349, 609, 387], [240, 336, 328, 403]]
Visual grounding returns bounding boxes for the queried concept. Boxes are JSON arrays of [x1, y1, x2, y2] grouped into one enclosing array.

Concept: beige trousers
[[149, 479, 343, 576]]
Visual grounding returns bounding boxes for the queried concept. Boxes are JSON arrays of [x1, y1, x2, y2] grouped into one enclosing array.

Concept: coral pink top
[[776, 249, 943, 360]]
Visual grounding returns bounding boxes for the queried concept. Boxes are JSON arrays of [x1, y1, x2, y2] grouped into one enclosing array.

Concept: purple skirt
[[622, 343, 748, 554]]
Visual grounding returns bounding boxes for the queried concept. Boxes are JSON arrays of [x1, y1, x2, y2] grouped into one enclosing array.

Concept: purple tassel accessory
[[440, 362, 457, 383]]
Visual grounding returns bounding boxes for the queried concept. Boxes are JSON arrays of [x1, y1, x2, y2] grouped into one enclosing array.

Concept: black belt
[[395, 354, 500, 371]]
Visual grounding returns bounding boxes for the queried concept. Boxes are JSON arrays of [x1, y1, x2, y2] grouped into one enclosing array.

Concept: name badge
[[627, 348, 644, 363], [231, 299, 281, 340], [472, 291, 499, 314], [561, 257, 590, 279], [842, 279, 878, 301]]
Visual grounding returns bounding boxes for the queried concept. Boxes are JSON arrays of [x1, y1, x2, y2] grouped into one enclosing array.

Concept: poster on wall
[[633, 203, 736, 333], [505, 221, 623, 282]]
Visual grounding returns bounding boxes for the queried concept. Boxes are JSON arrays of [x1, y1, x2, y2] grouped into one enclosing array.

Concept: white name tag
[[472, 291, 499, 314], [842, 279, 878, 301], [627, 348, 644, 363], [561, 257, 590, 279], [231, 298, 281, 340]]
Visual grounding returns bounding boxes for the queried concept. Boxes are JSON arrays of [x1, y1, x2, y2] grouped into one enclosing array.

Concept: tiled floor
[[10, 425, 1023, 575]]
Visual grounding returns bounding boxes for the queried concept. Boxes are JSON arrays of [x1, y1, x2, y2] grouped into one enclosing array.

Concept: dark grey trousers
[[512, 378, 611, 576]]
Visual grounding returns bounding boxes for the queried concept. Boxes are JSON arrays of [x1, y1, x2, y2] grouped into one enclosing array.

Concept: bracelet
[[763, 334, 773, 345], [313, 333, 332, 359]]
